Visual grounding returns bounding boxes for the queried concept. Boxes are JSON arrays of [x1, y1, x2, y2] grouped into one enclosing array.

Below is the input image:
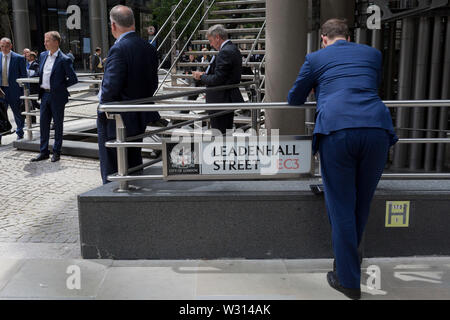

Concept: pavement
[[0, 85, 449, 301]]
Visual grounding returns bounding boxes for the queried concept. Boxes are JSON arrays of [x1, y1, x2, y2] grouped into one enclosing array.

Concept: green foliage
[[147, 0, 205, 48]]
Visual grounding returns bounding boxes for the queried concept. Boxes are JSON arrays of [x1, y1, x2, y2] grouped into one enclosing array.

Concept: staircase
[[152, 0, 266, 129]]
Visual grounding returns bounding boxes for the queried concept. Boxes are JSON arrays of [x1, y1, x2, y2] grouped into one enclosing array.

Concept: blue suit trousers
[[319, 128, 389, 289], [39, 92, 65, 155], [1, 86, 24, 138], [97, 112, 144, 184]]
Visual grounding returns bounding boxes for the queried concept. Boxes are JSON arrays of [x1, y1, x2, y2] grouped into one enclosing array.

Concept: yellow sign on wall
[[385, 201, 410, 227]]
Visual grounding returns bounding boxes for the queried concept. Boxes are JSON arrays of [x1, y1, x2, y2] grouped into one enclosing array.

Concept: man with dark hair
[[192, 24, 244, 134], [0, 37, 27, 142], [288, 18, 398, 300], [91, 47, 103, 73], [31, 31, 78, 162], [97, 5, 160, 184]]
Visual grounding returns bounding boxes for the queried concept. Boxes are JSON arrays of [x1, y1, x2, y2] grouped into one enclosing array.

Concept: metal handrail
[[101, 100, 450, 190], [99, 100, 450, 113], [158, 0, 212, 71], [151, 0, 184, 49], [156, 0, 216, 94], [156, 0, 197, 53], [104, 81, 256, 105], [245, 19, 266, 65], [16, 76, 101, 140]]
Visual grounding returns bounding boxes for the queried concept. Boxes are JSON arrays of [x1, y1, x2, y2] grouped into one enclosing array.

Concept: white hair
[[206, 24, 228, 40]]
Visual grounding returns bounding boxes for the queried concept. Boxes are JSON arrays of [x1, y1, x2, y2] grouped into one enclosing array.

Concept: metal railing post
[[115, 114, 129, 192], [171, 4, 177, 86], [251, 68, 261, 132], [23, 84, 33, 140]]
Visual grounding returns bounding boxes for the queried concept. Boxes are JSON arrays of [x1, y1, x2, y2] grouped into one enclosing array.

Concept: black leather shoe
[[51, 153, 60, 162], [327, 271, 361, 300], [31, 153, 49, 162]]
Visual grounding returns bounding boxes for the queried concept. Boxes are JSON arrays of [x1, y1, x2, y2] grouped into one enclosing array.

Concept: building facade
[[0, 0, 156, 70]]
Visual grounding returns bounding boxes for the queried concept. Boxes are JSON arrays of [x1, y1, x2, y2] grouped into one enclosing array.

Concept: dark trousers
[[39, 92, 65, 155], [1, 86, 24, 138], [97, 112, 144, 184], [319, 128, 389, 289], [208, 111, 234, 135]]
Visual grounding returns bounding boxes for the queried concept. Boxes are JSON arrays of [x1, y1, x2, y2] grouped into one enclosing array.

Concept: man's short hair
[[0, 37, 12, 44], [205, 24, 228, 40], [29, 51, 37, 59], [110, 5, 135, 28], [45, 31, 62, 45], [321, 19, 350, 40]]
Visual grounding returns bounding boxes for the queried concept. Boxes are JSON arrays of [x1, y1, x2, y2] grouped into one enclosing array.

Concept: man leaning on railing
[[288, 18, 398, 300]]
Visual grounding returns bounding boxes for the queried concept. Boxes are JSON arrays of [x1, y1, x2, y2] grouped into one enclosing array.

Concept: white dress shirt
[[41, 49, 60, 90], [1, 52, 12, 87]]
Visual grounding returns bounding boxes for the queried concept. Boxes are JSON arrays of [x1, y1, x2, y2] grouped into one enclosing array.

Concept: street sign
[[163, 135, 313, 180]]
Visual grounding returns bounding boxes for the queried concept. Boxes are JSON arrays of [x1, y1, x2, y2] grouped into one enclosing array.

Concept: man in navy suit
[[288, 19, 398, 299], [0, 38, 27, 141], [31, 31, 78, 162], [97, 5, 160, 184]]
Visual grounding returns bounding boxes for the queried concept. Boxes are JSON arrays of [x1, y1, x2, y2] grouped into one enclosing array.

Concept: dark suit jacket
[[91, 54, 103, 73], [0, 51, 27, 103], [200, 41, 244, 104], [287, 40, 398, 153], [100, 31, 160, 134], [38, 50, 78, 105]]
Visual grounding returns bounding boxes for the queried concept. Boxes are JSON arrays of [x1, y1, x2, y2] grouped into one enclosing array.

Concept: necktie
[[2, 55, 8, 87]]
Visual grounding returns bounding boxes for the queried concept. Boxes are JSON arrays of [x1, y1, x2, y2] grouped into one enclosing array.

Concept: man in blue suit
[[0, 38, 27, 141], [288, 19, 398, 299], [97, 5, 160, 184], [31, 31, 78, 162]]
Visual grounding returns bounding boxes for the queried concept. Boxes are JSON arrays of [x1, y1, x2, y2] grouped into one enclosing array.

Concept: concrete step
[[158, 99, 205, 104], [205, 17, 265, 24], [159, 111, 251, 124], [177, 61, 265, 68], [170, 73, 262, 80], [215, 0, 266, 6], [199, 28, 264, 34], [162, 85, 249, 92], [191, 38, 265, 45], [210, 8, 266, 15], [184, 50, 265, 56]]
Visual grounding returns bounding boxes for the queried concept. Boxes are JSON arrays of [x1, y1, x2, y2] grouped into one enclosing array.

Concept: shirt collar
[[115, 31, 135, 44], [220, 40, 231, 50], [48, 49, 60, 57], [3, 51, 12, 58]]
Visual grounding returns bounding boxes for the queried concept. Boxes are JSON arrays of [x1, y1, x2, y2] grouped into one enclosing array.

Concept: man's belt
[[42, 88, 51, 93]]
